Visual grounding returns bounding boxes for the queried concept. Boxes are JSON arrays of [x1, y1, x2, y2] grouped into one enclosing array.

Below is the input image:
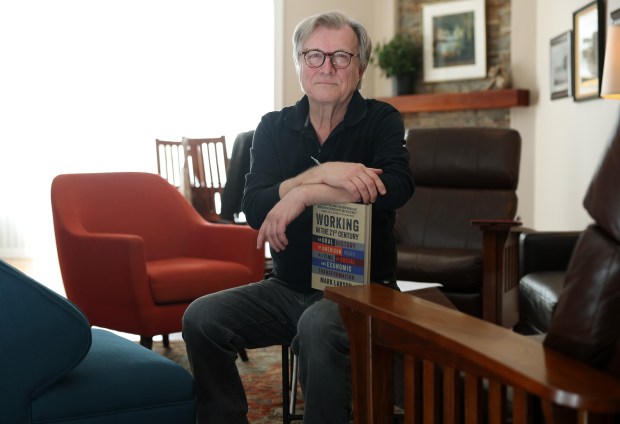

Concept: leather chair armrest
[[519, 230, 581, 277], [470, 219, 522, 229]]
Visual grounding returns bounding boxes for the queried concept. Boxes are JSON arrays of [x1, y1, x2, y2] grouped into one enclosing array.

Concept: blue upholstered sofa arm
[[0, 260, 92, 423]]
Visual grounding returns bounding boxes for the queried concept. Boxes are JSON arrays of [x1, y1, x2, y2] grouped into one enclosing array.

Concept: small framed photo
[[422, 0, 486, 83], [550, 31, 573, 100], [572, 0, 605, 101]]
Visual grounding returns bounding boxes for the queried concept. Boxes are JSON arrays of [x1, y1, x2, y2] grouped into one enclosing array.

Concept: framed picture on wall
[[572, 0, 606, 101], [422, 0, 486, 83], [550, 31, 573, 100]]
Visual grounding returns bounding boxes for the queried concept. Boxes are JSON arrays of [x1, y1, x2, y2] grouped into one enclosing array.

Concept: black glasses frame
[[300, 49, 359, 69]]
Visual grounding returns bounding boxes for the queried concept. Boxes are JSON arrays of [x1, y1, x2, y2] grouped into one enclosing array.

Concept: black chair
[[514, 229, 580, 335], [326, 112, 620, 424], [281, 346, 303, 423], [221, 130, 303, 421], [221, 130, 254, 223], [395, 127, 522, 326]]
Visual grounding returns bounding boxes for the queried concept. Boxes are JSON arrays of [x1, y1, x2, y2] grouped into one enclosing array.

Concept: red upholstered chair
[[51, 172, 265, 349]]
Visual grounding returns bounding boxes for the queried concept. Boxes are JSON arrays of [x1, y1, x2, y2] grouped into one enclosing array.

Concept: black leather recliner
[[327, 114, 620, 422], [517, 113, 620, 345], [395, 127, 521, 321], [543, 113, 620, 379]]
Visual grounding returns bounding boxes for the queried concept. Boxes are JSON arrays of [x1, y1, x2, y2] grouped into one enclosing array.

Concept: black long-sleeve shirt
[[242, 91, 415, 292]]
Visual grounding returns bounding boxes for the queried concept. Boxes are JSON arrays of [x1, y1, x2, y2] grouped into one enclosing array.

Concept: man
[[183, 11, 414, 423]]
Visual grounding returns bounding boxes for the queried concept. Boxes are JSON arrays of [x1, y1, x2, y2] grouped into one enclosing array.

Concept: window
[[0, 0, 274, 258]]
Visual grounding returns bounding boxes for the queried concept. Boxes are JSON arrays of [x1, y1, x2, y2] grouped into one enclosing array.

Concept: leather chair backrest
[[395, 128, 521, 250], [545, 116, 620, 377], [220, 130, 254, 222], [583, 119, 620, 241]]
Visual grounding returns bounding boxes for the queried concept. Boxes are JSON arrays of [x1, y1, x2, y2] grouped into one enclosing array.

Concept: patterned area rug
[[153, 341, 304, 423]]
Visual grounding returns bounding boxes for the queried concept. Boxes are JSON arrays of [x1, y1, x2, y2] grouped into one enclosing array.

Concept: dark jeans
[[182, 277, 352, 424]]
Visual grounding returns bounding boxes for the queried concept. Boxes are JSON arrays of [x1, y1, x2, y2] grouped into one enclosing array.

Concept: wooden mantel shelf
[[378, 88, 530, 113]]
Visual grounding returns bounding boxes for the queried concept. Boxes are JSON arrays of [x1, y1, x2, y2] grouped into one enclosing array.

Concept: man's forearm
[[278, 166, 322, 198], [293, 183, 360, 207]]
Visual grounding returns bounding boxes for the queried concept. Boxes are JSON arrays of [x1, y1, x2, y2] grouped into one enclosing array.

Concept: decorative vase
[[393, 74, 414, 96]]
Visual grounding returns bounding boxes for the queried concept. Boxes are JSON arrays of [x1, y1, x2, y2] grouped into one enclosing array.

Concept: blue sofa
[[0, 259, 196, 424]]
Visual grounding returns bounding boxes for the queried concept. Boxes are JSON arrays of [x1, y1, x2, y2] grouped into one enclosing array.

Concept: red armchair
[[51, 172, 265, 348]]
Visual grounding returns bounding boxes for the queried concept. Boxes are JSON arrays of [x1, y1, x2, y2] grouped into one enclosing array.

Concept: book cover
[[311, 202, 372, 291]]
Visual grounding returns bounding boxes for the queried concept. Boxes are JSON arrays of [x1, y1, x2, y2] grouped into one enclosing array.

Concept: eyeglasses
[[300, 50, 359, 69]]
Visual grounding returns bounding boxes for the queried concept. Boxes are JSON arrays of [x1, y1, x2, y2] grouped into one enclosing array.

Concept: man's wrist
[[280, 166, 321, 197]]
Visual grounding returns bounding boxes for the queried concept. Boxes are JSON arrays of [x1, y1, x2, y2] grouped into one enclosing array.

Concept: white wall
[[513, 0, 620, 231], [509, 0, 538, 227], [279, 1, 620, 232]]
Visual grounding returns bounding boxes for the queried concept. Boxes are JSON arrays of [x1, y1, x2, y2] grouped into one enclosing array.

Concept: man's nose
[[320, 55, 337, 71]]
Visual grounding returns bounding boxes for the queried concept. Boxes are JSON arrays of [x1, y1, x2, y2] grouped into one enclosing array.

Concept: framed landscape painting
[[550, 31, 573, 100], [572, 0, 605, 101], [422, 0, 486, 83]]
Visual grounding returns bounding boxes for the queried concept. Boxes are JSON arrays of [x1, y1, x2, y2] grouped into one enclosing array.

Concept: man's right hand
[[314, 162, 385, 204], [256, 188, 307, 252]]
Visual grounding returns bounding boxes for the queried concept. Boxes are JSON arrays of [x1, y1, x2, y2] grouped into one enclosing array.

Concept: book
[[311, 202, 372, 291]]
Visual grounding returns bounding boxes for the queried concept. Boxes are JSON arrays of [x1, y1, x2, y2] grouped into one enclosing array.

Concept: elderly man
[[183, 11, 414, 424]]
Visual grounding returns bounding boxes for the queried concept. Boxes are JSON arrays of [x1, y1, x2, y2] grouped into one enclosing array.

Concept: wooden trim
[[472, 219, 522, 327], [325, 284, 620, 423], [377, 88, 530, 113]]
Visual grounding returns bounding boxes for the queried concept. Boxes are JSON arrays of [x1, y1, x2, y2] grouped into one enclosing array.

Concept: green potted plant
[[372, 32, 421, 95]]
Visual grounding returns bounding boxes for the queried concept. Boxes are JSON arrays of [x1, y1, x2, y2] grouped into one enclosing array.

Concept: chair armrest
[[187, 222, 265, 281], [470, 219, 522, 230], [471, 219, 522, 326], [325, 285, 620, 423], [0, 261, 91, 423], [519, 230, 581, 277], [56, 231, 156, 328]]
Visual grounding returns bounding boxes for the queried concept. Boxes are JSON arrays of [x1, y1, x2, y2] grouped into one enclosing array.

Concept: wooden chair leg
[[140, 336, 153, 349]]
